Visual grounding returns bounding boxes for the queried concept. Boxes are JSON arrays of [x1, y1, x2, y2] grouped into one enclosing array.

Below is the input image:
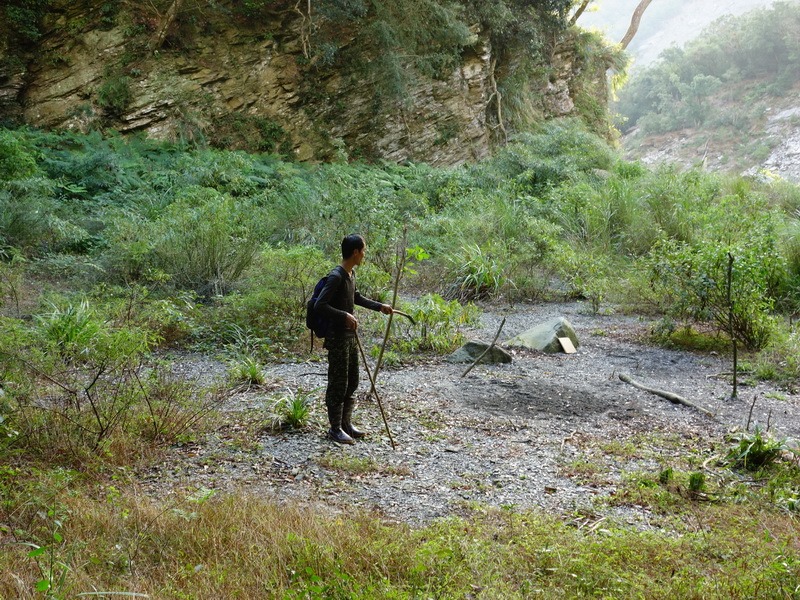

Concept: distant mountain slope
[[623, 79, 800, 183]]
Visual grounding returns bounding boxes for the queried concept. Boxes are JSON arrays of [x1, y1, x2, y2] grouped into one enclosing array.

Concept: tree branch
[[619, 373, 714, 417], [569, 0, 592, 26], [619, 0, 654, 49]]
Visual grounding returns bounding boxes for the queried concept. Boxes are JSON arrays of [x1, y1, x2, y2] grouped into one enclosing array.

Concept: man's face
[[354, 245, 366, 265]]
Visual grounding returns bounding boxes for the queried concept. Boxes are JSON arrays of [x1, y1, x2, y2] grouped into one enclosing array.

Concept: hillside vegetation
[[616, 1, 800, 176]]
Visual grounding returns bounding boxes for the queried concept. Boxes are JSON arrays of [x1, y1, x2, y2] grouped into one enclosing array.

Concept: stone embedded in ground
[[446, 341, 513, 364], [504, 317, 580, 353]]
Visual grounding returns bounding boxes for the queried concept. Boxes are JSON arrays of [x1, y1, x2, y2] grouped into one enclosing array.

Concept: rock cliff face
[[1, 1, 609, 165]]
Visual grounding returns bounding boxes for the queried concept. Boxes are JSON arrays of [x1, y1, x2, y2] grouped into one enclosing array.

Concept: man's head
[[341, 234, 366, 263]]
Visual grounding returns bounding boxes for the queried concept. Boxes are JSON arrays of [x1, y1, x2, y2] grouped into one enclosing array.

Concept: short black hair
[[341, 234, 365, 259]]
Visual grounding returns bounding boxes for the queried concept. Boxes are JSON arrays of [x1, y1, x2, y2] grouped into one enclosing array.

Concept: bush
[[97, 74, 132, 117], [0, 129, 38, 180], [0, 179, 59, 253], [209, 245, 330, 353], [2, 299, 148, 461], [483, 119, 616, 194], [0, 292, 225, 463], [5, 0, 49, 43], [646, 237, 782, 350], [208, 113, 291, 155], [554, 248, 614, 313]]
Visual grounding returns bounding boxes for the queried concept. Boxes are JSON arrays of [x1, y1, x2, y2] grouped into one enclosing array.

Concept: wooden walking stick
[[355, 332, 396, 450]]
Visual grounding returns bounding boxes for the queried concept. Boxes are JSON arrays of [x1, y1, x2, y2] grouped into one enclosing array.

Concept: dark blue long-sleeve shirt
[[314, 266, 382, 338]]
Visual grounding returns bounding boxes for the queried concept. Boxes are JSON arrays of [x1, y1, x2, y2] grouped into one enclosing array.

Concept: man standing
[[315, 234, 393, 444]]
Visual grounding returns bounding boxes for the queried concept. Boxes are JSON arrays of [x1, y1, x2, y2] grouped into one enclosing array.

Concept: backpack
[[305, 266, 343, 348]]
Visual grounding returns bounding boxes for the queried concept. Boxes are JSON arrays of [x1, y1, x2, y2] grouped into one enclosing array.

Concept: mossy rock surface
[[505, 317, 579, 353]]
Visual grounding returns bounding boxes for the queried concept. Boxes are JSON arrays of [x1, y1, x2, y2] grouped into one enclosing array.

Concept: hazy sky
[[580, 0, 779, 67]]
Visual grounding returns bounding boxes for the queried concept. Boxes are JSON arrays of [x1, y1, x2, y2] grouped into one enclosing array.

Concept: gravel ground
[[138, 302, 800, 527]]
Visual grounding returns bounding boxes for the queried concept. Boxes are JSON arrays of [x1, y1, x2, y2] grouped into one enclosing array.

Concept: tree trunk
[[569, 0, 592, 26], [619, 0, 654, 49], [149, 0, 185, 52]]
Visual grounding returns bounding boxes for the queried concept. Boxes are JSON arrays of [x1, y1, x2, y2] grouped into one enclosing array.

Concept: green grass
[[1, 467, 799, 599], [316, 452, 410, 476]]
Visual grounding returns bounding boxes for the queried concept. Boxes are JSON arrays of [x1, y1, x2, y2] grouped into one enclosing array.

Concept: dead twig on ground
[[618, 373, 714, 417], [746, 394, 758, 431]]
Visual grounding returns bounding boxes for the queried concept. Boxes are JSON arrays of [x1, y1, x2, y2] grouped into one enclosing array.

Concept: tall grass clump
[[1, 481, 800, 598], [210, 245, 330, 354], [105, 187, 263, 297], [150, 188, 261, 296]]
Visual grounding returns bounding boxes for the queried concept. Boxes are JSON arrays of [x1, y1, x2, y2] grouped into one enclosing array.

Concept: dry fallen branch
[[618, 373, 714, 417]]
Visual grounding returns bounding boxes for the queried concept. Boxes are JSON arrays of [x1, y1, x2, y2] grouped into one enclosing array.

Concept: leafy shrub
[[483, 119, 616, 194], [3, 302, 151, 461], [208, 113, 291, 155], [505, 218, 564, 301], [5, 0, 49, 43], [646, 230, 784, 350], [210, 245, 330, 351], [97, 74, 132, 117], [97, 74, 133, 117], [554, 248, 613, 313], [1, 293, 224, 462], [0, 178, 61, 254], [149, 188, 261, 296], [391, 293, 478, 354], [0, 130, 37, 180]]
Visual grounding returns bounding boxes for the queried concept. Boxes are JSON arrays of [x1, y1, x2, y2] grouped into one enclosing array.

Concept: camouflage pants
[[324, 336, 359, 412]]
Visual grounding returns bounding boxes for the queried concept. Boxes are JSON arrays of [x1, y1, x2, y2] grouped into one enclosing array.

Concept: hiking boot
[[342, 397, 365, 438], [342, 423, 366, 439], [328, 428, 355, 445]]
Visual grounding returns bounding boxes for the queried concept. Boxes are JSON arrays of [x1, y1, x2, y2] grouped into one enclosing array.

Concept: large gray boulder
[[447, 341, 513, 364], [505, 317, 579, 353]]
